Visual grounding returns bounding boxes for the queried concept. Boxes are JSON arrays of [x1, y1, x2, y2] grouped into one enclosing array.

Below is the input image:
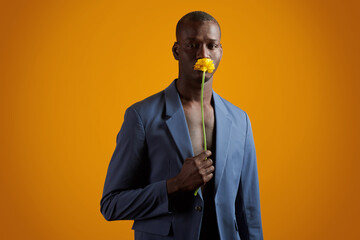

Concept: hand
[[166, 150, 214, 195]]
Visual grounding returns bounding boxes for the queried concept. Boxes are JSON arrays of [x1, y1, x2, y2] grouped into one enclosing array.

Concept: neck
[[175, 76, 213, 104]]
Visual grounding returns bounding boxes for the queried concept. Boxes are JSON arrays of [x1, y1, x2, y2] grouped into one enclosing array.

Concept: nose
[[196, 44, 210, 59]]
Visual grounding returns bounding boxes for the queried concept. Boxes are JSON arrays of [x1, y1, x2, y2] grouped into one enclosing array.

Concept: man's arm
[[100, 107, 170, 221], [100, 107, 214, 221], [235, 112, 263, 239]]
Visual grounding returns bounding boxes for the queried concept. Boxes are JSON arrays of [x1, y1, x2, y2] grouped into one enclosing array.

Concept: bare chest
[[183, 104, 215, 156]]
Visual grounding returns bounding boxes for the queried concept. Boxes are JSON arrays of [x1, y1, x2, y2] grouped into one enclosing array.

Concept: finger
[[199, 165, 215, 175], [196, 150, 212, 161], [203, 173, 214, 183], [206, 165, 215, 173], [204, 158, 213, 167], [195, 151, 212, 166], [198, 158, 213, 168]]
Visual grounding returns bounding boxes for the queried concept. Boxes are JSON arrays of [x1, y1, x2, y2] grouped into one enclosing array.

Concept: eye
[[208, 43, 218, 49], [186, 43, 197, 48]]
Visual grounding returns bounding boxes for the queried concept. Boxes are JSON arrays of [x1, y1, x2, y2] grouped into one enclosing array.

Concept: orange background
[[1, 0, 359, 239]]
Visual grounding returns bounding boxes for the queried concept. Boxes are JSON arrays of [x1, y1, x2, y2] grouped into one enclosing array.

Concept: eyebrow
[[185, 38, 219, 42]]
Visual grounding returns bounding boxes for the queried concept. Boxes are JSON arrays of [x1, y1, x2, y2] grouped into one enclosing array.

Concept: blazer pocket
[[132, 218, 172, 236]]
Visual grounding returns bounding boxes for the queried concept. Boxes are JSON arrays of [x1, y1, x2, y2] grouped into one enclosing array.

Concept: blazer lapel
[[164, 80, 194, 163], [213, 91, 232, 196], [164, 80, 205, 199]]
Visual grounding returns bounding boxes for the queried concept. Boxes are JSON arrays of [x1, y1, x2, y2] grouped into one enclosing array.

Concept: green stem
[[201, 71, 207, 152], [194, 71, 207, 197]]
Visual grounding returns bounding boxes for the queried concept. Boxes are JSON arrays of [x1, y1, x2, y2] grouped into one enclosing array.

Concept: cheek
[[214, 52, 222, 66], [182, 53, 196, 62]]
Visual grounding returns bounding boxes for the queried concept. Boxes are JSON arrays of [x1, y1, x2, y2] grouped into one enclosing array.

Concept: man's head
[[175, 11, 221, 42], [173, 11, 223, 84]]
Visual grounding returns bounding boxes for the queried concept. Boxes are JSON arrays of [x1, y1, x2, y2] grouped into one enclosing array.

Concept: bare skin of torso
[[182, 100, 215, 191], [182, 100, 215, 156]]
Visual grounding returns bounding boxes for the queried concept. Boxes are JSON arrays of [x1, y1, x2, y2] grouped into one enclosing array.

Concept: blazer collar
[[164, 79, 232, 196], [164, 79, 229, 117]]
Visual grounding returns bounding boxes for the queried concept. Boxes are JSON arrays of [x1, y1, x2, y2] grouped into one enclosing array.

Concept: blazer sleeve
[[235, 112, 263, 240], [100, 107, 170, 221]]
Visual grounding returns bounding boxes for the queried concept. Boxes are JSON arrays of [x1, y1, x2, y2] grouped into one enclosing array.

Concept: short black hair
[[176, 11, 221, 41]]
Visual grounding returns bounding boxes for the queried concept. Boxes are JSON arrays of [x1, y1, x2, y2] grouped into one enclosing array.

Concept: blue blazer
[[100, 80, 263, 240]]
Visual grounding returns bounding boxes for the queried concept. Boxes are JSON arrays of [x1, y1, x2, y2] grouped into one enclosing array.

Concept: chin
[[195, 75, 212, 85], [186, 71, 213, 84]]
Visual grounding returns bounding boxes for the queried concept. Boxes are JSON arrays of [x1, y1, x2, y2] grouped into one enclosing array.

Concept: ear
[[172, 42, 179, 60], [219, 43, 223, 59]]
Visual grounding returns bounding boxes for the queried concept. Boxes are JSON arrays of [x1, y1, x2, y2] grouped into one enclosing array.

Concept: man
[[100, 11, 263, 240]]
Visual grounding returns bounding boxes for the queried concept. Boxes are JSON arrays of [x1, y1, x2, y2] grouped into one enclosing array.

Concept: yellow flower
[[194, 58, 215, 73]]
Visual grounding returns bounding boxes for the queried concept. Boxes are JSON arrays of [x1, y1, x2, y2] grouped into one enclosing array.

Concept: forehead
[[177, 21, 221, 42]]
